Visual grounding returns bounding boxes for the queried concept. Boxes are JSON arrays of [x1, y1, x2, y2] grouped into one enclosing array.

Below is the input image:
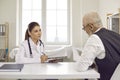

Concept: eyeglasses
[[82, 24, 89, 30]]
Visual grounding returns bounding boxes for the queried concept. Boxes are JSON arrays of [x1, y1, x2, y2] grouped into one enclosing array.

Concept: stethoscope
[[27, 38, 44, 58]]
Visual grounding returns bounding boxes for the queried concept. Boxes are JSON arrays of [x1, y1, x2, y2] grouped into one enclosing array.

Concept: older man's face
[[83, 18, 88, 29], [82, 19, 92, 36]]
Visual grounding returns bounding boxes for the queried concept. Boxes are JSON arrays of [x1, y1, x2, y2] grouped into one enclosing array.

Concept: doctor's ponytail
[[25, 29, 30, 40]]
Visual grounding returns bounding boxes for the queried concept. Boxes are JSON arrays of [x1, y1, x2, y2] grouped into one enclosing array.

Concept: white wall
[[0, 0, 17, 51], [70, 0, 99, 48], [99, 0, 120, 27], [71, 0, 82, 48], [81, 0, 99, 46]]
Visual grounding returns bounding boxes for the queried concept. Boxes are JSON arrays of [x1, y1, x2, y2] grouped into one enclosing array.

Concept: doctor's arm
[[40, 45, 48, 63], [15, 44, 40, 63]]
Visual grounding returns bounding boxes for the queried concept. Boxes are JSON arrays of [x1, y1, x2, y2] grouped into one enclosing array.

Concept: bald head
[[83, 12, 103, 28]]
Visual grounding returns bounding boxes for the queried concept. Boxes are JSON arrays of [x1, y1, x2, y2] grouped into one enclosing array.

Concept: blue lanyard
[[27, 39, 44, 57]]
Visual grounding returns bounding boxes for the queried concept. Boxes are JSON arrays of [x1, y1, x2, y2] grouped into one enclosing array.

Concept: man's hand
[[40, 54, 48, 63]]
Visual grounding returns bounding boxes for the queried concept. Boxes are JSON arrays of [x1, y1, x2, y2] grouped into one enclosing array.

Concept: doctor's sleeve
[[41, 44, 45, 55]]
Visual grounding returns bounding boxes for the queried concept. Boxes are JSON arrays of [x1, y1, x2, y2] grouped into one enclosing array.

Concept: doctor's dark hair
[[25, 22, 40, 40]]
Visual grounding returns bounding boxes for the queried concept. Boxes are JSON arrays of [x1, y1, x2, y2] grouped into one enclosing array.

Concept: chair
[[9, 47, 19, 62], [110, 63, 120, 80]]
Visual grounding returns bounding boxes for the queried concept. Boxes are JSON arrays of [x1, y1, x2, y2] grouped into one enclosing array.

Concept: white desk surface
[[0, 62, 100, 79]]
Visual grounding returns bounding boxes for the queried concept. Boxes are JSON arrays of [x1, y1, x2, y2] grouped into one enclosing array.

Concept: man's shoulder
[[90, 34, 100, 39], [87, 34, 102, 43]]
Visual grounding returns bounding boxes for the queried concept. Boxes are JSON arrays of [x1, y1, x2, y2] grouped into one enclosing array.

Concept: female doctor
[[15, 22, 48, 63]]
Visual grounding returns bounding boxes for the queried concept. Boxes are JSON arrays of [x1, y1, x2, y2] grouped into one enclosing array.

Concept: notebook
[[0, 64, 24, 72]]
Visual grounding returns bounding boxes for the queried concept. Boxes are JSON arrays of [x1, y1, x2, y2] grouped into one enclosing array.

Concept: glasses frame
[[82, 24, 90, 30]]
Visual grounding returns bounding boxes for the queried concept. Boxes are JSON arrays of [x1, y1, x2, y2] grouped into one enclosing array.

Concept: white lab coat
[[15, 38, 45, 63]]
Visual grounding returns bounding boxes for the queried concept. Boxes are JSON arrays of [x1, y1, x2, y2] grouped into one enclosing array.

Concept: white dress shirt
[[75, 28, 105, 71], [15, 38, 45, 63]]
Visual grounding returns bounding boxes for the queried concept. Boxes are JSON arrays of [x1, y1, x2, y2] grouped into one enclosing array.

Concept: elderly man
[[75, 12, 120, 80]]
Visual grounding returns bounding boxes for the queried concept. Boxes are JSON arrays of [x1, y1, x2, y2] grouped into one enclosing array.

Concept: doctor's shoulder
[[19, 40, 29, 48], [18, 40, 30, 55]]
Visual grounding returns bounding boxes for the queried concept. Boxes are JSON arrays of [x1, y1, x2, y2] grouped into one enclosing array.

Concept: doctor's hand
[[40, 54, 48, 63]]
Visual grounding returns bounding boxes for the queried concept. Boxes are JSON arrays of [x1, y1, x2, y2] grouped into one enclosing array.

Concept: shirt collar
[[94, 27, 103, 33], [29, 37, 40, 46]]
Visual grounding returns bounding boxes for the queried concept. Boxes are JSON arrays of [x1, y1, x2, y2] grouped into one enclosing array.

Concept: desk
[[0, 62, 100, 79]]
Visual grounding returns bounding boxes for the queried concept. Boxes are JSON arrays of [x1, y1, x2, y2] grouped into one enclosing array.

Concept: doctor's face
[[29, 26, 42, 41]]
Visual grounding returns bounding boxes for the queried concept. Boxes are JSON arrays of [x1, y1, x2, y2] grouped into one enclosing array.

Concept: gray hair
[[83, 12, 103, 27]]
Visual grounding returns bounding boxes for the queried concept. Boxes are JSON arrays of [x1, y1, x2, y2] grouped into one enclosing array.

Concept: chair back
[[110, 63, 120, 80], [9, 47, 19, 61]]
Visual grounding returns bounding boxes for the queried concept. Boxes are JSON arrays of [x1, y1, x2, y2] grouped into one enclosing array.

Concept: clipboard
[[0, 64, 24, 72]]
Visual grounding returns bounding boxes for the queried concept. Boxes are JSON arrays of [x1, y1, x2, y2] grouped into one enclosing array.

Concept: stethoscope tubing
[[27, 39, 44, 58]]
